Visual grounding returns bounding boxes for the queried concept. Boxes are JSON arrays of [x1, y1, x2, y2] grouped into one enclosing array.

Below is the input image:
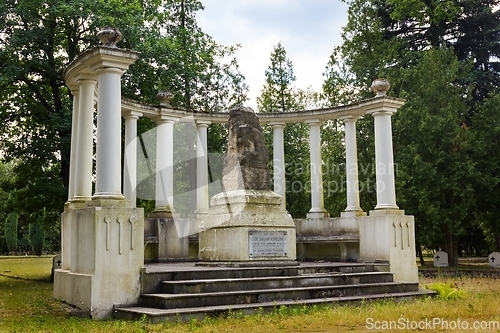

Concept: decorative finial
[[156, 91, 174, 107], [371, 78, 390, 97], [97, 27, 123, 47]]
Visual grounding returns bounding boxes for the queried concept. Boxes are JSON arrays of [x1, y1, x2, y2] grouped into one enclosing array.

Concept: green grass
[[1, 257, 500, 332]]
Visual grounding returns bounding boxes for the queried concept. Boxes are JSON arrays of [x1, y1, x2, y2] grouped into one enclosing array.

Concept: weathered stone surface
[[222, 105, 270, 191]]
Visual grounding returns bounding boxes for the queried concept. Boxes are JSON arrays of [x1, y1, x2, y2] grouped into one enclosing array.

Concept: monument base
[[358, 209, 418, 282], [53, 205, 144, 319], [198, 190, 296, 264]]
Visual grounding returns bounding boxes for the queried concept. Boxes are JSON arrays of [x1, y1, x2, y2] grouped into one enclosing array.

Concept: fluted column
[[341, 116, 362, 213], [271, 122, 286, 210], [196, 120, 211, 216], [73, 77, 96, 202], [93, 67, 125, 200], [154, 117, 177, 215], [123, 111, 142, 207], [67, 88, 80, 201], [305, 119, 328, 218]]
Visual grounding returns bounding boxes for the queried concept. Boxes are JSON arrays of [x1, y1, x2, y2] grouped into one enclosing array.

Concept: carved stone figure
[[222, 105, 270, 191]]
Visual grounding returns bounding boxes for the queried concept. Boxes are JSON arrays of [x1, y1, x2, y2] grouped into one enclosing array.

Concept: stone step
[[114, 290, 436, 323], [141, 262, 387, 294], [161, 271, 394, 294], [140, 282, 419, 309]]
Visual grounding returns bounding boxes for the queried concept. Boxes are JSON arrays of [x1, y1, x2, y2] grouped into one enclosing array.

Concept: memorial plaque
[[249, 231, 287, 257]]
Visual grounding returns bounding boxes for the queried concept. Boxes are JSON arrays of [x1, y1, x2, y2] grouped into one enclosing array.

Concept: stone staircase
[[114, 262, 434, 323]]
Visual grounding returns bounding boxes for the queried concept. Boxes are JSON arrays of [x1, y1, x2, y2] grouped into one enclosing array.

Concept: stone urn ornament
[[97, 27, 123, 47], [156, 91, 174, 107], [371, 78, 390, 97]]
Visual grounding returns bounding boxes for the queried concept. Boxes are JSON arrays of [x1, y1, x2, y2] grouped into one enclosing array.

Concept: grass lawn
[[1, 257, 499, 332]]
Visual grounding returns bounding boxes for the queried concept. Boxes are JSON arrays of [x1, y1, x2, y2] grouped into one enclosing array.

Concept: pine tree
[[29, 221, 44, 256], [4, 213, 18, 254], [257, 42, 297, 113]]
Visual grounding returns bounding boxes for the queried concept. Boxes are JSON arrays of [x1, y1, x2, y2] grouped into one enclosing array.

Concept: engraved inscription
[[249, 231, 287, 257]]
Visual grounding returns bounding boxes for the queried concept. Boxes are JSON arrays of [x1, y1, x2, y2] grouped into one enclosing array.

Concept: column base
[[374, 203, 399, 210], [359, 209, 418, 282], [306, 210, 329, 219], [54, 205, 144, 319], [341, 210, 366, 217]]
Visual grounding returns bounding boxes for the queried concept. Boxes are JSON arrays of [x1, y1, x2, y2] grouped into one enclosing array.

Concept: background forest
[[0, 0, 499, 267]]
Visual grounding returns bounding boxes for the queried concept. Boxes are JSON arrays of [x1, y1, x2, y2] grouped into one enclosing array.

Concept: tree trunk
[[446, 233, 459, 267], [416, 238, 425, 266], [496, 232, 500, 252]]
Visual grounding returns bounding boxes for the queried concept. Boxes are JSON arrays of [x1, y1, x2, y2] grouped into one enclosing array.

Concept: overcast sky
[[197, 0, 349, 110]]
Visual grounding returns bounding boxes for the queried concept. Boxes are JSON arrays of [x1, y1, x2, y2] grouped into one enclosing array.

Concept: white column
[[196, 120, 211, 216], [67, 89, 80, 201], [271, 122, 286, 210], [372, 110, 399, 210], [155, 117, 176, 214], [73, 78, 96, 201], [341, 116, 362, 213], [123, 112, 141, 207], [305, 119, 328, 218], [93, 68, 125, 199]]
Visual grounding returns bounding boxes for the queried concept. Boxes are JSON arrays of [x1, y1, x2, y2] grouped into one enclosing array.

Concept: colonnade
[[95, 88, 401, 217], [64, 34, 400, 218]]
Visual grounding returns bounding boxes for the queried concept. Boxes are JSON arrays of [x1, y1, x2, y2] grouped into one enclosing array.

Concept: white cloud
[[197, 0, 349, 110]]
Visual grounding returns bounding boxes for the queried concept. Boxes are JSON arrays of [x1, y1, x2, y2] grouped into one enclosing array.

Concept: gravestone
[[433, 251, 449, 267], [488, 252, 500, 268], [198, 105, 296, 265]]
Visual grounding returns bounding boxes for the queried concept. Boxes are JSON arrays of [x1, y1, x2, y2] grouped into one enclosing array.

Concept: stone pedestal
[[145, 213, 189, 261], [358, 210, 418, 282], [54, 205, 144, 319], [198, 190, 296, 265]]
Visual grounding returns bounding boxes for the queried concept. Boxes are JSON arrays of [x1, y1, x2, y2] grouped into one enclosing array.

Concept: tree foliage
[[332, 0, 500, 263], [4, 213, 18, 253], [0, 0, 248, 231], [29, 220, 44, 256]]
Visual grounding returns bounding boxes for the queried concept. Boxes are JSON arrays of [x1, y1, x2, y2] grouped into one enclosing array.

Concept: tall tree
[[257, 42, 297, 113], [0, 0, 248, 224], [328, 0, 500, 264]]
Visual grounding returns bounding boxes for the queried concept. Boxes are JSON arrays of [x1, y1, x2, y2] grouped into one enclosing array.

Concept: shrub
[[427, 281, 467, 300]]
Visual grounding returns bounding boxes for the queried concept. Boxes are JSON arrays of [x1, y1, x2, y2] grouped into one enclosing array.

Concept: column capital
[[367, 103, 400, 117], [154, 115, 178, 124], [195, 119, 211, 127], [75, 73, 97, 83], [339, 114, 363, 122], [269, 121, 286, 128], [305, 119, 322, 126], [122, 110, 142, 119]]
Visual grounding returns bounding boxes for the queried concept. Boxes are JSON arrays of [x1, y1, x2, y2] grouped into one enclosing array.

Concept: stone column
[[271, 122, 286, 210], [305, 119, 328, 218], [67, 88, 80, 202], [369, 79, 399, 210], [196, 120, 211, 216], [372, 110, 398, 210], [93, 67, 126, 200], [73, 77, 96, 202], [154, 117, 177, 215], [341, 116, 362, 213], [123, 111, 142, 207]]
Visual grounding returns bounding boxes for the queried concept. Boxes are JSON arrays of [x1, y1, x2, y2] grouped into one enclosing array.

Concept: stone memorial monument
[[433, 251, 449, 267], [198, 105, 296, 265], [488, 252, 500, 268]]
